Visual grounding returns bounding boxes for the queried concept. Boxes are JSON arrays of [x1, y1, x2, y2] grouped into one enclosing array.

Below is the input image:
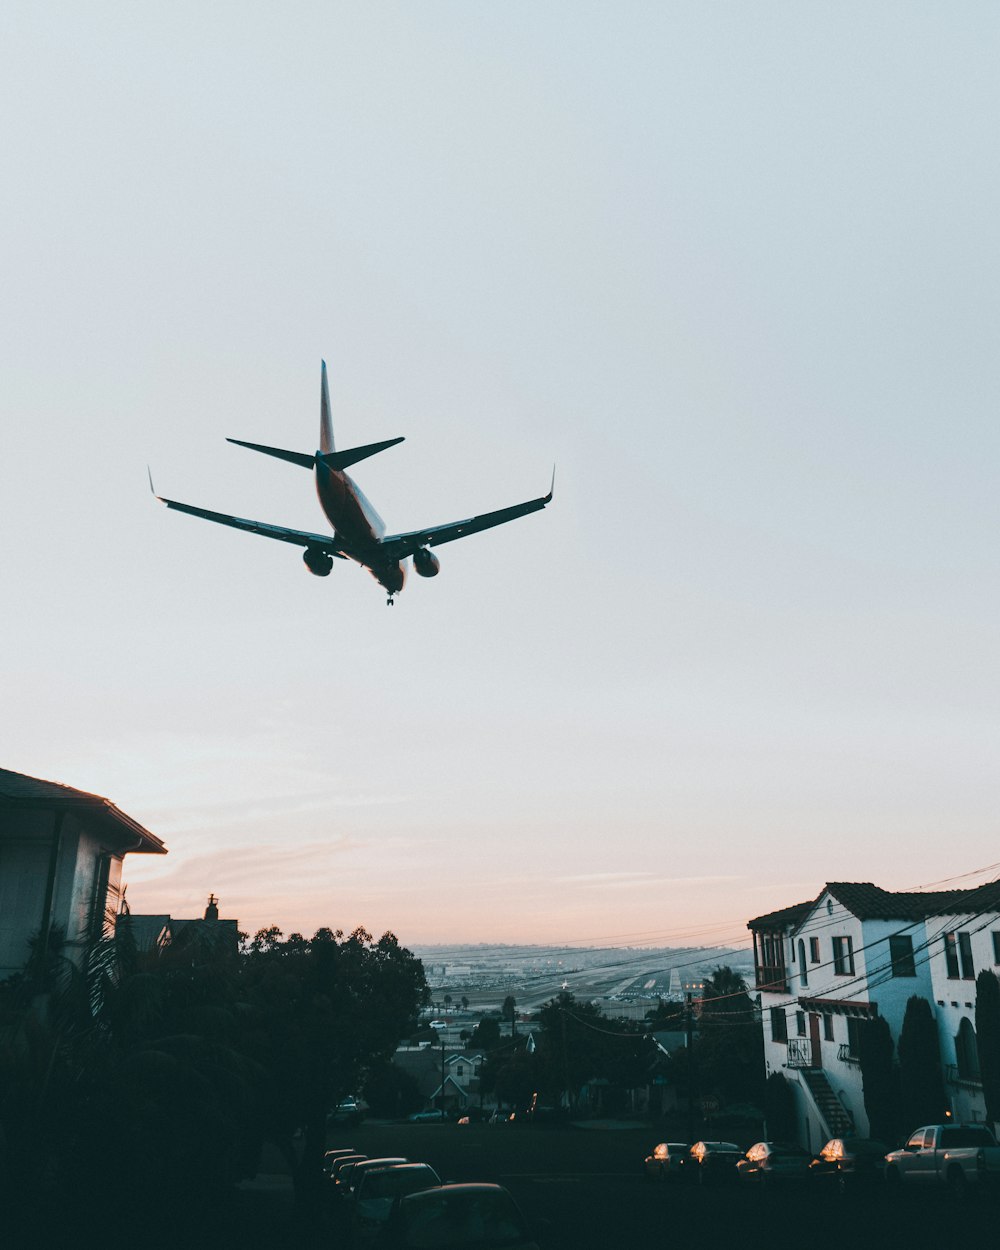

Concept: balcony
[[755, 964, 788, 993], [946, 1064, 982, 1091], [837, 1044, 860, 1066], [786, 1038, 811, 1068]]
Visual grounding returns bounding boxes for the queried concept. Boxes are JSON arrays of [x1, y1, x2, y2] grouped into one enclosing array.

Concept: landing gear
[[386, 595, 395, 607]]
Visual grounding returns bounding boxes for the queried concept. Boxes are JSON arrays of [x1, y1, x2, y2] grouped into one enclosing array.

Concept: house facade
[[0, 767, 166, 979], [748, 880, 1000, 1150], [924, 882, 1000, 1127]]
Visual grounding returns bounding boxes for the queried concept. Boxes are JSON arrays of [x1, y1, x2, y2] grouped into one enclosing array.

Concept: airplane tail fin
[[227, 438, 315, 468], [318, 437, 405, 471], [320, 360, 334, 453]]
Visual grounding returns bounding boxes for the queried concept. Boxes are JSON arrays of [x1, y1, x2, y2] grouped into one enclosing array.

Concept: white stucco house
[[0, 767, 166, 979], [748, 879, 1000, 1150], [924, 883, 1000, 1128]]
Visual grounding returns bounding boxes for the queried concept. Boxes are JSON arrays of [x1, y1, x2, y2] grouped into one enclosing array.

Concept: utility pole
[[441, 1033, 446, 1121], [685, 991, 696, 1144]]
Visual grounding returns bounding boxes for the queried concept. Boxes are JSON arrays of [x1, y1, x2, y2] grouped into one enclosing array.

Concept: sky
[[2, 2, 998, 948]]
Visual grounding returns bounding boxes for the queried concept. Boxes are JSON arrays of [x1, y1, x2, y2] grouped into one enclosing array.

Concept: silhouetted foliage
[[469, 1016, 502, 1051], [0, 914, 427, 1226], [696, 967, 764, 1106], [239, 925, 428, 1206], [975, 970, 1000, 1128], [763, 1071, 797, 1140], [364, 1059, 424, 1118], [859, 1015, 901, 1142], [898, 995, 947, 1131]]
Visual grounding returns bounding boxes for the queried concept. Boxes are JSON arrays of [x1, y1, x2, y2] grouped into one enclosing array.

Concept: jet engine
[[413, 547, 440, 578], [303, 547, 333, 577]]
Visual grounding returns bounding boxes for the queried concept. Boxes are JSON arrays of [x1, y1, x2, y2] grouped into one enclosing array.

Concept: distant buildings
[[0, 766, 166, 979], [748, 879, 1000, 1148]]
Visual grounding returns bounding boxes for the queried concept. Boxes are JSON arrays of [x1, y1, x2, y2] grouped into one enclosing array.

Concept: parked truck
[[884, 1124, 1000, 1194]]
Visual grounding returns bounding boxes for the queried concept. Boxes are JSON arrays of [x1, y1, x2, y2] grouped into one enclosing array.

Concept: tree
[[858, 1015, 900, 1142], [363, 1060, 423, 1118], [897, 995, 947, 1132], [469, 1016, 502, 1051], [502, 995, 517, 1037], [240, 926, 427, 1207], [975, 970, 1000, 1129], [696, 967, 763, 1106], [763, 1072, 797, 1140]]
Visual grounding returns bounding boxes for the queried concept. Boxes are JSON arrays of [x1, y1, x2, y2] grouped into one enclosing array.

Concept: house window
[[796, 1011, 806, 1037], [832, 936, 855, 976], [798, 940, 808, 988], [823, 1014, 834, 1042], [959, 931, 975, 979], [846, 1016, 863, 1059], [945, 931, 976, 979], [456, 1065, 464, 1077], [889, 934, 916, 978], [956, 1017, 980, 1082], [809, 937, 820, 964], [993, 932, 1000, 965], [770, 1007, 788, 1043]]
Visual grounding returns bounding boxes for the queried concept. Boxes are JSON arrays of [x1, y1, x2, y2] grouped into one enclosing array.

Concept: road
[[335, 1119, 1000, 1250]]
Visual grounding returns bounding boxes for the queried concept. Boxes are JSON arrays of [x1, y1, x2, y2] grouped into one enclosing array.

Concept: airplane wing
[[380, 472, 554, 559], [152, 485, 346, 557]]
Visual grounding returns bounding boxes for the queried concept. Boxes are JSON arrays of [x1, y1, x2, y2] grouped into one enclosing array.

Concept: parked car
[[329, 1097, 365, 1126], [324, 1147, 357, 1175], [343, 1156, 410, 1200], [809, 1137, 890, 1192], [643, 1142, 689, 1180], [382, 1182, 538, 1249], [330, 1153, 368, 1192], [351, 1162, 442, 1246], [688, 1141, 742, 1184], [736, 1141, 812, 1185], [884, 1124, 1000, 1194], [408, 1109, 447, 1123]]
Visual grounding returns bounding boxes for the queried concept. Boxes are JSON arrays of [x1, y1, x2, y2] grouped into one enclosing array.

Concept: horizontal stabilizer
[[227, 438, 315, 469], [319, 436, 404, 471]]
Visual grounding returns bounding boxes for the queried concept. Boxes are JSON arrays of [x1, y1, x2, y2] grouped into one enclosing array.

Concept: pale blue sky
[[2, 3, 998, 943]]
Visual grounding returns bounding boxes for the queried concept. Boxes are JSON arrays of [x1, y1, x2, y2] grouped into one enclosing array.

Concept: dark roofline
[[0, 768, 166, 854], [747, 900, 813, 930], [749, 878, 1000, 932]]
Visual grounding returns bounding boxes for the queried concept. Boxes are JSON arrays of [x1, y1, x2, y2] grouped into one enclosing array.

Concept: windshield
[[402, 1189, 528, 1248], [363, 1166, 440, 1200]]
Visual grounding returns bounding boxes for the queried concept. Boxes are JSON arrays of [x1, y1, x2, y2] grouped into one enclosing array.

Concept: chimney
[[204, 893, 219, 921]]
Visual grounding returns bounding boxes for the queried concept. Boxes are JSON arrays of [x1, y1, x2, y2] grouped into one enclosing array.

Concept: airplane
[[151, 361, 553, 604]]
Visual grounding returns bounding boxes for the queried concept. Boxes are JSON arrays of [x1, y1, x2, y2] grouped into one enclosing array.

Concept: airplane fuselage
[[315, 457, 405, 594], [152, 360, 551, 605]]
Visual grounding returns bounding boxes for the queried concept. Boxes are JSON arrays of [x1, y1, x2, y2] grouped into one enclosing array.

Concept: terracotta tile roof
[[747, 899, 813, 930], [826, 881, 1000, 921], [0, 767, 166, 854], [749, 878, 1000, 931]]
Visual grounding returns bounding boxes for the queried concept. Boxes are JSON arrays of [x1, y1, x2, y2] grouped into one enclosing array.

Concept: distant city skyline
[[3, 4, 998, 946]]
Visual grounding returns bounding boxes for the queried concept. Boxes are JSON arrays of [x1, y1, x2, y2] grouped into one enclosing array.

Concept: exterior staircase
[[799, 1067, 854, 1138]]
